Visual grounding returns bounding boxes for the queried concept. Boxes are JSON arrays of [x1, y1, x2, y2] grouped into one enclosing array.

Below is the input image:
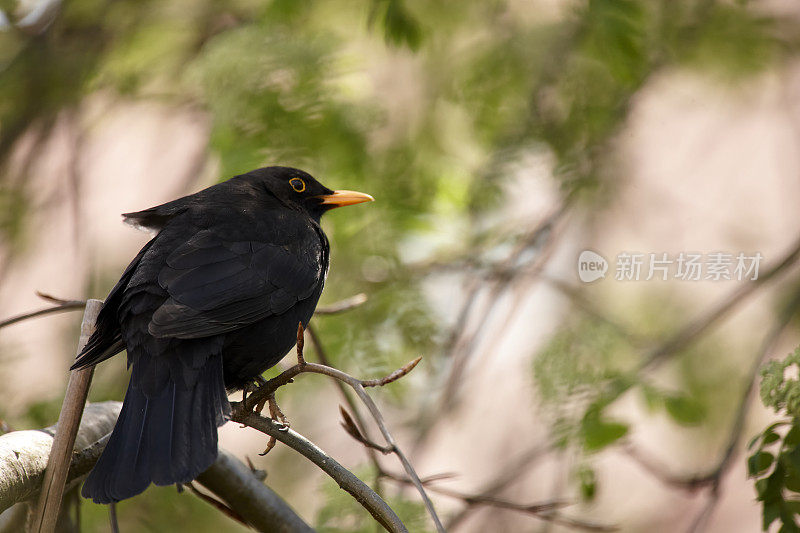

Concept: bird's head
[[244, 166, 373, 221]]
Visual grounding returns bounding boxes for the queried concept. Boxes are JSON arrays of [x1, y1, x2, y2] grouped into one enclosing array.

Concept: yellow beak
[[317, 190, 374, 208]]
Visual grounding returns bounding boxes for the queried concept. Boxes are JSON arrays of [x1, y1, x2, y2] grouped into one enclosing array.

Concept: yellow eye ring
[[289, 178, 306, 192]]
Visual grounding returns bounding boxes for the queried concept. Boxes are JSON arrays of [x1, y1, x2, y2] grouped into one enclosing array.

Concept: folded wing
[[148, 229, 323, 339]]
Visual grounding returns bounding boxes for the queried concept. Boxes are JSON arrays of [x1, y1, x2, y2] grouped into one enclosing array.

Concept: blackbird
[[71, 166, 373, 503]]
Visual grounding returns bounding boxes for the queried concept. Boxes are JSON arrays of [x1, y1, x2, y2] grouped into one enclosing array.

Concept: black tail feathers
[[81, 355, 230, 503]]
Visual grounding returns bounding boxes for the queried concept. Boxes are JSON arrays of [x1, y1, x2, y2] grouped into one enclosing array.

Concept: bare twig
[[340, 407, 394, 454], [380, 470, 614, 532], [34, 292, 82, 306], [640, 232, 800, 371], [362, 356, 422, 388], [239, 328, 441, 531], [231, 408, 407, 533], [446, 441, 553, 529], [295, 322, 306, 366], [621, 444, 716, 492], [186, 482, 248, 528], [0, 298, 85, 330], [241, 355, 441, 531], [415, 203, 569, 450], [306, 325, 382, 469], [30, 299, 101, 533], [315, 293, 368, 315]]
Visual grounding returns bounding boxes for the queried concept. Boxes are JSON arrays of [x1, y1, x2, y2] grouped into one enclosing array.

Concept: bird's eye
[[289, 178, 306, 193]]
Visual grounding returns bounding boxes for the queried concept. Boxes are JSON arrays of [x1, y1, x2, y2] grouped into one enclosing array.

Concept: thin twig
[[240, 345, 441, 532], [362, 357, 422, 388], [380, 468, 567, 511], [446, 441, 553, 529], [0, 299, 85, 329], [418, 203, 568, 448], [186, 482, 249, 528], [231, 408, 407, 533], [315, 293, 368, 315], [380, 470, 614, 532], [640, 232, 800, 371], [621, 444, 716, 491], [324, 365, 444, 532], [305, 324, 389, 507], [295, 322, 306, 366], [30, 300, 102, 533], [306, 325, 382, 469], [544, 278, 649, 347], [340, 406, 394, 454]]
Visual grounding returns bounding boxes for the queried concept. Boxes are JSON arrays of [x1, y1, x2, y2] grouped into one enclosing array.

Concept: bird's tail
[[81, 354, 230, 503]]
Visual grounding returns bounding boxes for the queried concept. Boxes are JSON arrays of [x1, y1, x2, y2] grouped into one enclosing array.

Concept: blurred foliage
[[534, 315, 711, 452], [750, 348, 800, 532], [533, 299, 749, 511], [1, 0, 798, 529]]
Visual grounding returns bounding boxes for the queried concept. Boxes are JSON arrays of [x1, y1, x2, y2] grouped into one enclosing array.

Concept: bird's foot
[[258, 393, 290, 456], [268, 393, 290, 429], [242, 376, 269, 414]]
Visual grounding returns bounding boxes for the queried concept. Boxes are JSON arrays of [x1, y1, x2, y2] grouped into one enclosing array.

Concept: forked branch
[[237, 323, 443, 532]]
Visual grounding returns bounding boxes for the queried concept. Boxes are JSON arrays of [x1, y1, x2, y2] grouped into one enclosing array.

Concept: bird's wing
[[148, 228, 323, 339]]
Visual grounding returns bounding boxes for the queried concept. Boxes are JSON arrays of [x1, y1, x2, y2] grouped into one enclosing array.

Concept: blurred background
[[2, 0, 800, 531]]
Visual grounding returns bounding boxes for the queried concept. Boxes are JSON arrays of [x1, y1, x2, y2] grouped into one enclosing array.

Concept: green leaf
[[785, 472, 800, 494], [664, 395, 705, 425], [764, 430, 782, 445], [748, 451, 774, 477], [762, 465, 787, 503], [784, 447, 800, 480], [764, 501, 781, 530], [787, 425, 800, 447], [580, 409, 629, 452]]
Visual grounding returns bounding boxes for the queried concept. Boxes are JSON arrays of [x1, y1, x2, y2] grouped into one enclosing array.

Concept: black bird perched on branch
[[71, 167, 373, 503]]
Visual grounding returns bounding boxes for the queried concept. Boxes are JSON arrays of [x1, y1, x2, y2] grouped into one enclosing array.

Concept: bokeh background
[[3, 0, 800, 531]]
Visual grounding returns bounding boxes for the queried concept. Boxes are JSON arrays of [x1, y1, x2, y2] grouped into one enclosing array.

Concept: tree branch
[[196, 449, 314, 533], [306, 325, 384, 477], [0, 402, 120, 515], [231, 408, 407, 533], [241, 346, 442, 532], [30, 300, 101, 533], [0, 402, 315, 533]]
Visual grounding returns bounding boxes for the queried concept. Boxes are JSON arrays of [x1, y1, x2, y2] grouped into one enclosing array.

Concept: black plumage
[[72, 166, 372, 503]]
